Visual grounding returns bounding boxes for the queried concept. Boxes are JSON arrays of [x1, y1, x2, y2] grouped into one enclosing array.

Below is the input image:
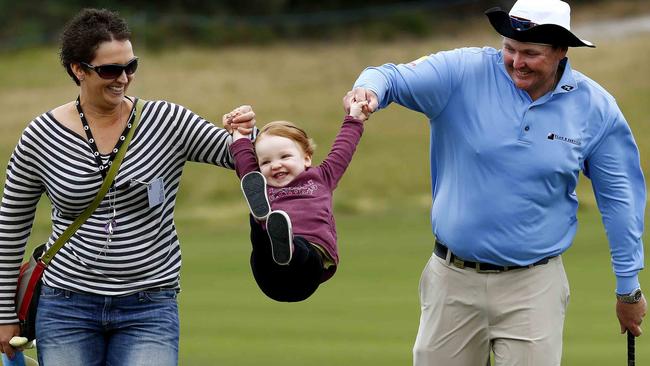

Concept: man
[[343, 0, 646, 364]]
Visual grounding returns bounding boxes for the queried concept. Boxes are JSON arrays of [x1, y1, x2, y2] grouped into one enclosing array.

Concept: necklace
[[75, 96, 135, 179], [98, 187, 118, 258], [75, 96, 135, 257]]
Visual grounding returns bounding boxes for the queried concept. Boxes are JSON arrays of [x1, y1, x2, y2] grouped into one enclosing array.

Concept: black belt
[[434, 241, 555, 273]]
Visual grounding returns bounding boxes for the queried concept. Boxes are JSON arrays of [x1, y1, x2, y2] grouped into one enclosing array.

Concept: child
[[224, 100, 369, 302]]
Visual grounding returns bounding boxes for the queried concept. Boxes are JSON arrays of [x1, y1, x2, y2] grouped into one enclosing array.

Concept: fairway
[[1, 23, 649, 365], [175, 207, 641, 365]]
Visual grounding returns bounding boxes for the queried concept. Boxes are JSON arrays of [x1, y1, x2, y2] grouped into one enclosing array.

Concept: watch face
[[618, 289, 643, 303], [617, 288, 643, 304]]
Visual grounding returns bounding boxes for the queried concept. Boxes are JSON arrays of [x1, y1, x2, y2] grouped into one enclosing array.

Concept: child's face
[[255, 135, 312, 187]]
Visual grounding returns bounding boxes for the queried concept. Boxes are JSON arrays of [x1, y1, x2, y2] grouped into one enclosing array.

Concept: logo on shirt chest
[[547, 133, 581, 146], [269, 180, 319, 201]]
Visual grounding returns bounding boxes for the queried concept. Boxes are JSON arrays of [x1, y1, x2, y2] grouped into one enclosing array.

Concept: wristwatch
[[616, 288, 643, 304]]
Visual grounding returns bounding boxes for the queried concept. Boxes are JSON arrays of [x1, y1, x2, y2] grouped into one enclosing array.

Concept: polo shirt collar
[[553, 58, 577, 94]]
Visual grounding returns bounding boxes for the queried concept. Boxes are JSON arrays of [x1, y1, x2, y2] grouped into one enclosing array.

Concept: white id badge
[[147, 177, 165, 208]]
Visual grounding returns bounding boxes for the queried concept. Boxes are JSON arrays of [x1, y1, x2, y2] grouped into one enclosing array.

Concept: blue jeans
[[36, 284, 179, 366]]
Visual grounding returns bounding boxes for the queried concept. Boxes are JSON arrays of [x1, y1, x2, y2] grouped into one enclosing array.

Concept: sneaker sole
[[267, 211, 293, 265], [241, 171, 271, 220]]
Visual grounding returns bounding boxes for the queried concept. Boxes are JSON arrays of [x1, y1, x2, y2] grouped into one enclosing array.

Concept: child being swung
[[225, 100, 369, 302]]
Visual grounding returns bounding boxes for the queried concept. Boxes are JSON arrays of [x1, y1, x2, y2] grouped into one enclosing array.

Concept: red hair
[[255, 120, 316, 157]]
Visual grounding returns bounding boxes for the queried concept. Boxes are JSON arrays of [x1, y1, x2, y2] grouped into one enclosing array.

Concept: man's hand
[[0, 323, 21, 360], [343, 88, 378, 116], [617, 294, 647, 337]]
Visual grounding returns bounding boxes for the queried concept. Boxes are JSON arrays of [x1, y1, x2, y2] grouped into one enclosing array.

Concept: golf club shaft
[[628, 331, 635, 366]]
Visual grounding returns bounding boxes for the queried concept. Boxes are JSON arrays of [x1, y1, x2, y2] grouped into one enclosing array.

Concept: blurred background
[[1, 0, 649, 365], [2, 0, 644, 50]]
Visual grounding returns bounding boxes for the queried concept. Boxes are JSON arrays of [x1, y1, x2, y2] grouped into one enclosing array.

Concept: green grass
[[174, 206, 430, 365], [1, 25, 650, 365], [179, 206, 650, 365]]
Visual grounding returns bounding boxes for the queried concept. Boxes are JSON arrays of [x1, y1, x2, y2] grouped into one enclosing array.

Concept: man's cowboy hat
[[485, 0, 595, 48]]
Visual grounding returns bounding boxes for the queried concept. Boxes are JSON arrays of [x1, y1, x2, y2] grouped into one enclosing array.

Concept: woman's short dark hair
[[59, 8, 131, 85]]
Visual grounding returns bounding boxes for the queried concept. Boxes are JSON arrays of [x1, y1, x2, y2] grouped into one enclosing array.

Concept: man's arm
[[585, 110, 646, 336], [343, 48, 467, 118]]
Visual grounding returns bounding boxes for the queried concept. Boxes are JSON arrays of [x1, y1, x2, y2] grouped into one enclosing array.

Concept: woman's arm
[[0, 135, 44, 330]]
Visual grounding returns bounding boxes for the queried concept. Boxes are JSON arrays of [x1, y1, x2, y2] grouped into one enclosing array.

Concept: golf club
[[627, 330, 635, 366]]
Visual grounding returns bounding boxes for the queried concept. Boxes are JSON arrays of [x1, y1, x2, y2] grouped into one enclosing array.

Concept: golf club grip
[[628, 331, 635, 366]]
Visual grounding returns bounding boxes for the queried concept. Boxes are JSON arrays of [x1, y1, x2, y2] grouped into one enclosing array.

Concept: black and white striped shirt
[[0, 100, 233, 324]]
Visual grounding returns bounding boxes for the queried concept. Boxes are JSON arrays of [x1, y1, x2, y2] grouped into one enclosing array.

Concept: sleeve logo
[[407, 56, 428, 67]]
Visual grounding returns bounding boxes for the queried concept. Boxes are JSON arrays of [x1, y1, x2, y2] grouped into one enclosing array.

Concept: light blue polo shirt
[[354, 47, 645, 293]]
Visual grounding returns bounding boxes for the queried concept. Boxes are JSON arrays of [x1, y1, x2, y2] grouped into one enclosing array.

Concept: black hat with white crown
[[485, 0, 595, 48]]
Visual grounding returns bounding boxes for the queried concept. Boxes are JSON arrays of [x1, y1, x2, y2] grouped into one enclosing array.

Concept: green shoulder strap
[[40, 98, 147, 265]]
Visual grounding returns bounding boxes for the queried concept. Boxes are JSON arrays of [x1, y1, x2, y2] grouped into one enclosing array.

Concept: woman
[[0, 9, 254, 365]]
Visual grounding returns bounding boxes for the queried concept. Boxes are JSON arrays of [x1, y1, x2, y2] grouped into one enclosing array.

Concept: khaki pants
[[413, 254, 570, 366]]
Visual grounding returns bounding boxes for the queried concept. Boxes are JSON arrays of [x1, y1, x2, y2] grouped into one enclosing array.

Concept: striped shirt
[[0, 99, 233, 324]]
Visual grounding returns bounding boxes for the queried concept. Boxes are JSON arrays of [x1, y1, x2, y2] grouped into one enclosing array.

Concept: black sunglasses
[[81, 57, 139, 80], [510, 16, 538, 31]]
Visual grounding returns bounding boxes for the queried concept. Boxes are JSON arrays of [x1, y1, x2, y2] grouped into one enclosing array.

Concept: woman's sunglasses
[[81, 57, 139, 80]]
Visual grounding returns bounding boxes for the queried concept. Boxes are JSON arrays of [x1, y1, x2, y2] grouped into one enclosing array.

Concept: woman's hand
[[223, 105, 256, 137], [0, 323, 21, 360]]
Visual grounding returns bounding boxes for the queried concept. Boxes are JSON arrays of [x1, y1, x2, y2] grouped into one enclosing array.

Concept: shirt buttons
[[524, 126, 530, 131]]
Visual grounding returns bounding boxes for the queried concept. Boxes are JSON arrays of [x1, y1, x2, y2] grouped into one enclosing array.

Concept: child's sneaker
[[266, 210, 293, 265], [241, 171, 271, 220]]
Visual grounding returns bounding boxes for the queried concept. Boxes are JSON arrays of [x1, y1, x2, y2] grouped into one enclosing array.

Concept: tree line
[[0, 0, 604, 50]]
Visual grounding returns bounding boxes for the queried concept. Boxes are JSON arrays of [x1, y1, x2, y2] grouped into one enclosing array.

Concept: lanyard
[[75, 96, 136, 178]]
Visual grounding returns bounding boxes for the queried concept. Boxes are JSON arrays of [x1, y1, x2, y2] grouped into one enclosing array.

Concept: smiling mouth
[[514, 69, 532, 78], [273, 172, 287, 180], [108, 85, 125, 94]]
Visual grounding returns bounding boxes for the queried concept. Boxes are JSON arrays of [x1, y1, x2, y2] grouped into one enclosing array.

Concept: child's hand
[[222, 110, 239, 133], [232, 126, 254, 141], [349, 100, 371, 122]]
